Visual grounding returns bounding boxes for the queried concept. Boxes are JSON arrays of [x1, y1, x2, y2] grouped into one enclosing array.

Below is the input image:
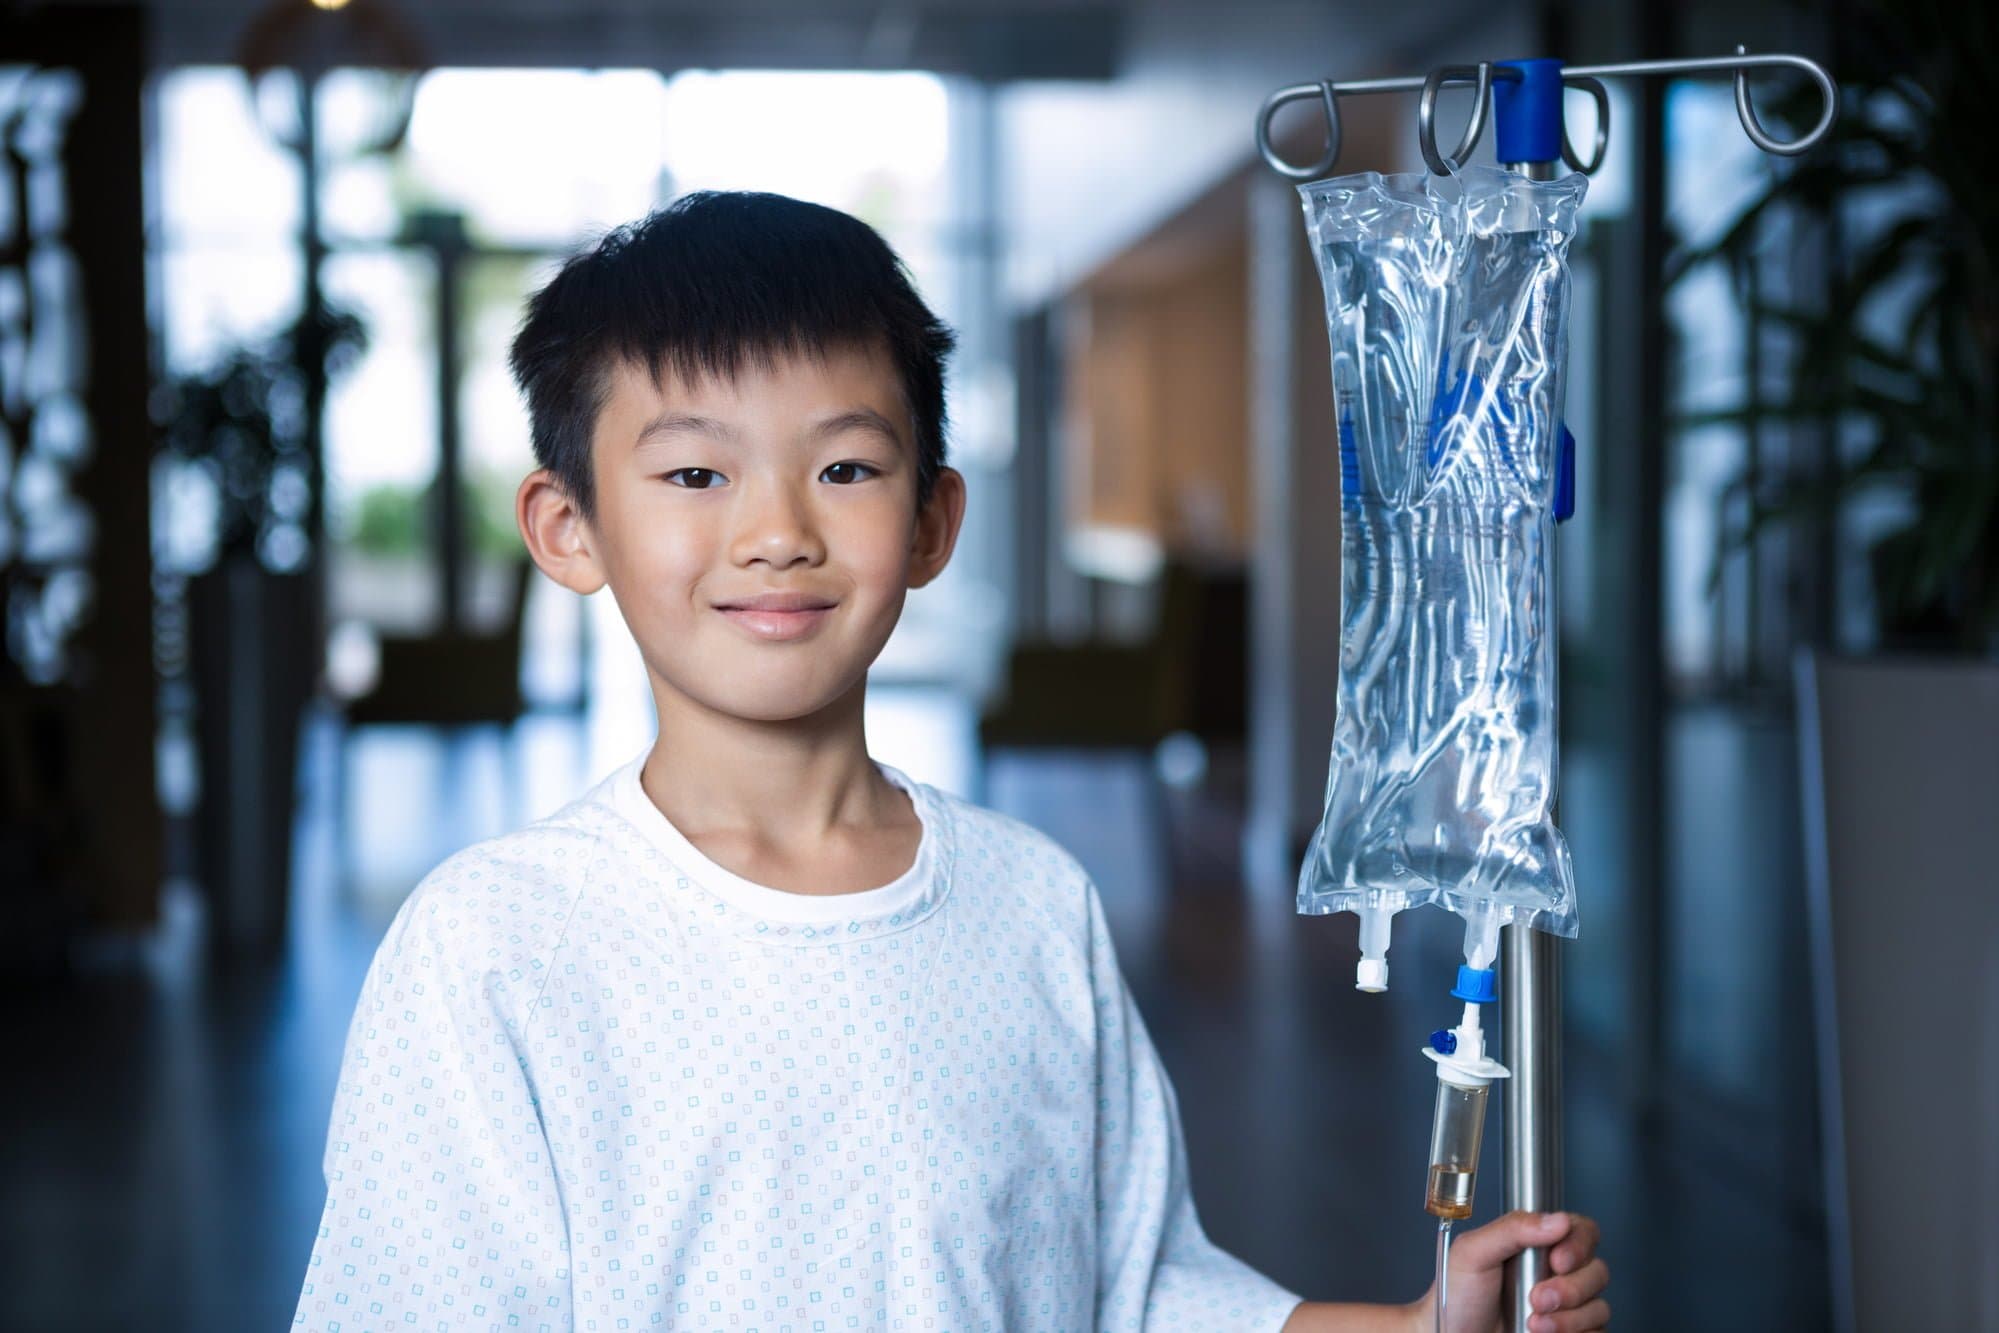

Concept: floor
[[1, 691, 1828, 1330]]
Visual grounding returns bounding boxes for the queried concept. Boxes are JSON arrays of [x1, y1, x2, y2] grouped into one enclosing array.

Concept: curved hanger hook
[[1560, 75, 1610, 174], [1419, 64, 1498, 175], [1732, 45, 1840, 156], [1256, 80, 1343, 180]]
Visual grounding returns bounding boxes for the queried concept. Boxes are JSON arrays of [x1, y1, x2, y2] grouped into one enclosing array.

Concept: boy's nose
[[730, 480, 826, 569]]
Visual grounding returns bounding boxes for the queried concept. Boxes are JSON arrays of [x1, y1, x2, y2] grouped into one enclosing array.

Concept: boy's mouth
[[713, 592, 839, 641]]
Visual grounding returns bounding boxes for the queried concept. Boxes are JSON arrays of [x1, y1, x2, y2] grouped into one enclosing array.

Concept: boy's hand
[[1411, 1210, 1609, 1333]]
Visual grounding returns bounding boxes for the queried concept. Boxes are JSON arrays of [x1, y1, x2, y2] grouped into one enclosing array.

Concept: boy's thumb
[[1452, 1211, 1569, 1272]]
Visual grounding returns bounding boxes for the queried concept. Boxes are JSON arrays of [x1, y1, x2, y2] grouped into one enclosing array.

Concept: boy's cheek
[[595, 513, 715, 590]]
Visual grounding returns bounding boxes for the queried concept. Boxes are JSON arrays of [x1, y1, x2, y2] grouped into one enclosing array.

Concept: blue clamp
[[1554, 422, 1576, 523], [1429, 1028, 1458, 1055], [1451, 965, 1498, 1004], [1426, 365, 1573, 525], [1492, 58, 1566, 166]]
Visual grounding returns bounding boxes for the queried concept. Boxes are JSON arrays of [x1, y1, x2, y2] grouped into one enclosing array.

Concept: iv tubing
[[1434, 1220, 1452, 1333]]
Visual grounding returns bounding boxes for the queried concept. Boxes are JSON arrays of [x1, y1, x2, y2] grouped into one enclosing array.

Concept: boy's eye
[[821, 462, 878, 485], [665, 467, 725, 489]]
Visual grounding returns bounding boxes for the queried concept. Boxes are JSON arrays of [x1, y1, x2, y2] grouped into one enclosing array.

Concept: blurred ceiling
[[13, 0, 1128, 78]]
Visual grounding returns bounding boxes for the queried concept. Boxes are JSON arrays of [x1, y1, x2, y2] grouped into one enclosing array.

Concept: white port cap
[[1355, 957, 1389, 992]]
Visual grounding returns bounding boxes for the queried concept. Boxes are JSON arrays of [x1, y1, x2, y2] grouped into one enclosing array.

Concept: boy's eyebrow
[[810, 408, 904, 449], [634, 409, 902, 450], [635, 413, 738, 447]]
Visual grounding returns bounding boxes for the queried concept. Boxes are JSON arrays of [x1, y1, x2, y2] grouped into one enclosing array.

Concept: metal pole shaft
[[1503, 920, 1563, 1324], [1500, 154, 1564, 1333]]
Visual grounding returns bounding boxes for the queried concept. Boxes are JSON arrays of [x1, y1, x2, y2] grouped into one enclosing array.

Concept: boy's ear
[[907, 465, 967, 591], [517, 468, 608, 596]]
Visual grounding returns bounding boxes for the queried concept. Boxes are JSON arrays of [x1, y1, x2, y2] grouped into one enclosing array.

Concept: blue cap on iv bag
[[1492, 59, 1566, 166], [1451, 965, 1497, 1004]]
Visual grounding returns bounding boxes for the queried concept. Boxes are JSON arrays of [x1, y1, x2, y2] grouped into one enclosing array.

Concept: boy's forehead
[[597, 342, 911, 441]]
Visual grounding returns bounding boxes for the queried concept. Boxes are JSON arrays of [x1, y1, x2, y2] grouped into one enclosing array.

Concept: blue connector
[[1429, 1028, 1458, 1055], [1492, 58, 1566, 166], [1451, 965, 1497, 1004]]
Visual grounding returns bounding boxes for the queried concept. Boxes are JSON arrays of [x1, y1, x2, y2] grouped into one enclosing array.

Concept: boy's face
[[520, 342, 964, 726]]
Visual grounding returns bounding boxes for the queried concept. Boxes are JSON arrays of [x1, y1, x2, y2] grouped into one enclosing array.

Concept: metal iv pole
[[1253, 46, 1838, 1333]]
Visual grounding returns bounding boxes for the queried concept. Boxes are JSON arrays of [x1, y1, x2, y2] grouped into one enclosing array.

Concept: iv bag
[[1297, 167, 1584, 951]]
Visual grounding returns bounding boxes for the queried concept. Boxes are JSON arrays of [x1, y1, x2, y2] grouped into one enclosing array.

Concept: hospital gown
[[293, 753, 1303, 1331]]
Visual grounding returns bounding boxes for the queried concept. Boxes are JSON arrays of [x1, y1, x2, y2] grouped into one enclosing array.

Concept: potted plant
[[1669, 6, 1996, 653], [157, 305, 364, 961], [1668, 12, 1999, 1327]]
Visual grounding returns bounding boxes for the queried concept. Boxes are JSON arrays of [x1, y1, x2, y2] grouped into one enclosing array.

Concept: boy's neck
[[637, 673, 899, 845]]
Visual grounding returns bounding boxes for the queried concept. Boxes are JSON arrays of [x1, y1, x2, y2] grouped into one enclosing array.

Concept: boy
[[294, 192, 1607, 1331]]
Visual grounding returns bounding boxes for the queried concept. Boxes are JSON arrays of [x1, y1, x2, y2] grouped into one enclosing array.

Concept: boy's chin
[[679, 676, 867, 726]]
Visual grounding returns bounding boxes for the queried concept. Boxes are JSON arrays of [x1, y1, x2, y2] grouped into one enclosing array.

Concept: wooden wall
[[1060, 195, 1252, 566]]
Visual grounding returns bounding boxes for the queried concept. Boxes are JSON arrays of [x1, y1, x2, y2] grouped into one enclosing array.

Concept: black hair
[[509, 190, 956, 519]]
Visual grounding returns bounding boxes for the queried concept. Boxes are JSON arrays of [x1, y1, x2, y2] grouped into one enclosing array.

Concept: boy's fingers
[[1531, 1258, 1609, 1311], [1526, 1297, 1611, 1332], [1454, 1210, 1570, 1271], [1548, 1214, 1602, 1275]]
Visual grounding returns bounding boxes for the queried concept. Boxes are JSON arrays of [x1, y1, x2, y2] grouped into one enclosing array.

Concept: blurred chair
[[978, 556, 1247, 753], [1795, 652, 1999, 1333], [333, 559, 536, 862]]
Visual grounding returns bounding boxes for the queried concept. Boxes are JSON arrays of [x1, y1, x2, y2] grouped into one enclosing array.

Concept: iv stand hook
[[1253, 47, 1838, 179], [1254, 80, 1342, 181]]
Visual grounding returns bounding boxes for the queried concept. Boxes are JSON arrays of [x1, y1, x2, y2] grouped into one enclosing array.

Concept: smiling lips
[[713, 592, 838, 641]]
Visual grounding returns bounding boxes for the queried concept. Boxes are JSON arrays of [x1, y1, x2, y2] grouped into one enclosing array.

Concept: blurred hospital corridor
[[6, 0, 1994, 1328]]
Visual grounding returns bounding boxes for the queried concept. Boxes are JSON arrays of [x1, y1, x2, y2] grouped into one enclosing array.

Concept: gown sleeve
[[1087, 881, 1305, 1332], [292, 880, 571, 1331]]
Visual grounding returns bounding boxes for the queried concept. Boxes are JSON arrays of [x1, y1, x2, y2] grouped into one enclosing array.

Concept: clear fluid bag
[[1297, 167, 1584, 948]]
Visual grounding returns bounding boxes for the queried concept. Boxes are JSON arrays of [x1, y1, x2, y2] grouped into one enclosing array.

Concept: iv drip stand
[[1253, 46, 1838, 1333]]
